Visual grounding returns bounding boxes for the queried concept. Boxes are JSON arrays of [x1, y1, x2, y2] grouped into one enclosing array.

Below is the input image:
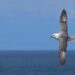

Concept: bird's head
[[51, 33, 60, 39], [51, 34, 56, 38]]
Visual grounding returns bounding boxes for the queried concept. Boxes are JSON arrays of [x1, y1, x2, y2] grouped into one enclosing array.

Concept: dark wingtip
[[60, 9, 67, 22], [60, 61, 65, 65], [61, 9, 67, 16]]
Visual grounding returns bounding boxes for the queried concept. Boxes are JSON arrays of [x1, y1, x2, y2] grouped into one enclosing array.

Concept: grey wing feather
[[60, 9, 68, 33], [60, 22, 68, 33], [59, 38, 67, 52], [59, 38, 67, 65]]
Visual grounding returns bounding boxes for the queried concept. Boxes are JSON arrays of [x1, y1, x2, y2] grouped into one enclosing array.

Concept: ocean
[[0, 51, 74, 75]]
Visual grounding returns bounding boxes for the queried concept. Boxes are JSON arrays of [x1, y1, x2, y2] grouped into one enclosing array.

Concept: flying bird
[[51, 9, 75, 65]]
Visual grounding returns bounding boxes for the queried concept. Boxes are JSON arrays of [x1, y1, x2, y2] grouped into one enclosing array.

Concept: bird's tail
[[68, 36, 75, 42]]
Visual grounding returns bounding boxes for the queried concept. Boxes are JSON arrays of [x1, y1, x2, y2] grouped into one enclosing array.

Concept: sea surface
[[0, 51, 75, 75]]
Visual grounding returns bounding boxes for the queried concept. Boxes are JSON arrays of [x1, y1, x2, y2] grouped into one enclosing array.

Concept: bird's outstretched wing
[[59, 9, 68, 65], [60, 9, 68, 33], [59, 38, 67, 65]]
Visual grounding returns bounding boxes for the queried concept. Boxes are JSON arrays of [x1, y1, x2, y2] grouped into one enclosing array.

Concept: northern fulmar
[[51, 9, 75, 65]]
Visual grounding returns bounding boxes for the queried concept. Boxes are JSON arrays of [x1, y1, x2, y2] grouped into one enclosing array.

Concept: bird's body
[[52, 33, 75, 41], [51, 9, 75, 65]]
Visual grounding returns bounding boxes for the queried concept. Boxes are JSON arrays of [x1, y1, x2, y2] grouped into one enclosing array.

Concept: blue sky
[[0, 0, 75, 50]]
